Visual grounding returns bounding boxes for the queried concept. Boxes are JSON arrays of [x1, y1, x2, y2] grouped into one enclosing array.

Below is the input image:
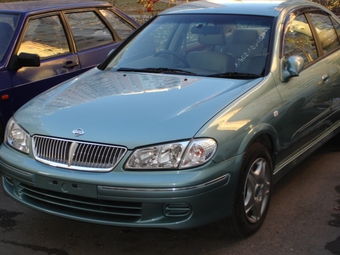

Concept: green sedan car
[[1, 0, 340, 237]]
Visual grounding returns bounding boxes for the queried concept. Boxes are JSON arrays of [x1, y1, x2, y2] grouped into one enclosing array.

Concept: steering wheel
[[154, 50, 189, 67]]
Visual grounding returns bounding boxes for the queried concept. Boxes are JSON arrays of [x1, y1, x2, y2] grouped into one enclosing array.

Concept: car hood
[[15, 68, 262, 149]]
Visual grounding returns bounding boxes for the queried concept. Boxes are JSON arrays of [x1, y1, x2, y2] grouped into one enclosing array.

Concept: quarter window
[[99, 9, 135, 40], [284, 14, 318, 64], [309, 13, 340, 53], [66, 11, 113, 51], [332, 16, 340, 41], [18, 16, 70, 59]]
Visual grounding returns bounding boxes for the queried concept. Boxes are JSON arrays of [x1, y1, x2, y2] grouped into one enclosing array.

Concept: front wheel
[[216, 142, 273, 237]]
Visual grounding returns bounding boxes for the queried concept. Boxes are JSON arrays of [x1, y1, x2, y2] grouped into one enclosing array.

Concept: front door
[[11, 14, 81, 112], [276, 12, 334, 164]]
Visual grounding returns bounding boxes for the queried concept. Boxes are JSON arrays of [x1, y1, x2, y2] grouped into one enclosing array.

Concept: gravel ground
[[114, 0, 182, 14], [113, 0, 187, 23]]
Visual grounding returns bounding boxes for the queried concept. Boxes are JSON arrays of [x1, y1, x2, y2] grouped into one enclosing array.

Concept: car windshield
[[106, 14, 273, 77], [0, 13, 19, 62]]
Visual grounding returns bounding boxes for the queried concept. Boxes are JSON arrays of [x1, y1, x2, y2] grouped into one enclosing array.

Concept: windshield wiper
[[117, 67, 197, 75], [208, 72, 262, 79]]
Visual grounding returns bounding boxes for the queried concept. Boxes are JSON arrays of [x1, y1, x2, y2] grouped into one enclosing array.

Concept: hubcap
[[243, 158, 271, 223]]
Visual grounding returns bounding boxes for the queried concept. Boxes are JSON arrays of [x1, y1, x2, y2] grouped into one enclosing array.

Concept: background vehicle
[[0, 0, 139, 142], [1, 0, 340, 238]]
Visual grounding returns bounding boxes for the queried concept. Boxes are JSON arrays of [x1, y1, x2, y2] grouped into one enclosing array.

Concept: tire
[[216, 142, 273, 237]]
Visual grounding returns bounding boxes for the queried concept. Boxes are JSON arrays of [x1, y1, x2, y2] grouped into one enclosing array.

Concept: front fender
[[237, 122, 280, 160], [196, 74, 283, 165]]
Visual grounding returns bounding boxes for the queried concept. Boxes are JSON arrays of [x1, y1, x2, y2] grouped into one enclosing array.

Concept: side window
[[284, 14, 318, 64], [18, 16, 70, 59], [310, 13, 340, 53], [332, 16, 340, 40], [151, 22, 177, 52], [0, 21, 14, 61], [99, 9, 136, 40], [66, 11, 114, 51]]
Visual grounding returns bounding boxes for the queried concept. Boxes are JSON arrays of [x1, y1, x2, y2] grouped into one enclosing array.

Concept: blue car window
[[66, 11, 114, 51], [99, 9, 135, 40], [0, 14, 18, 62], [0, 22, 14, 61], [18, 16, 70, 59]]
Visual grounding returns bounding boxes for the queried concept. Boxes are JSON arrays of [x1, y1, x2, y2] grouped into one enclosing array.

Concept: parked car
[[1, 0, 340, 237], [0, 0, 139, 142]]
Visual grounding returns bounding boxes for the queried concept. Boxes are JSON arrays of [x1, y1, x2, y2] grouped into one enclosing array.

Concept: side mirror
[[282, 55, 304, 81], [8, 52, 40, 70]]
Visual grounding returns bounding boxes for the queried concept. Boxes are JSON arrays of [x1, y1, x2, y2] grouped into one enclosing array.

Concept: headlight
[[180, 138, 217, 169], [125, 138, 217, 170], [5, 118, 30, 154]]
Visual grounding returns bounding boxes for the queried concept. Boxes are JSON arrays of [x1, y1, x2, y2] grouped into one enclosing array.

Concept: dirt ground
[[0, 0, 185, 16], [114, 0, 180, 14], [113, 0, 189, 23]]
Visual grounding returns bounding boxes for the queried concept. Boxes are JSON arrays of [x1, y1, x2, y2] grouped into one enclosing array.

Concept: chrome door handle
[[322, 73, 329, 83]]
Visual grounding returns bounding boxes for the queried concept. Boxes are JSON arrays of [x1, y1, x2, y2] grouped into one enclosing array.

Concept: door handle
[[321, 73, 329, 83], [63, 61, 79, 69]]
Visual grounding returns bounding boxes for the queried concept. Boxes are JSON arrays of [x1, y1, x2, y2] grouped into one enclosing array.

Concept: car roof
[[0, 0, 111, 14], [160, 0, 326, 17]]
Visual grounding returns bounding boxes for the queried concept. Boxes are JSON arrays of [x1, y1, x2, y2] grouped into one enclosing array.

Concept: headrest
[[231, 29, 259, 44], [191, 25, 226, 45], [198, 32, 226, 45]]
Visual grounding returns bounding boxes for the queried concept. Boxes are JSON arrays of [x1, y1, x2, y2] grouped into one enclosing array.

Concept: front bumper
[[0, 144, 240, 230]]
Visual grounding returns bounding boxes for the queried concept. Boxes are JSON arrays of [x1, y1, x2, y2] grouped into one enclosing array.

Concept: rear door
[[64, 9, 134, 72], [315, 14, 340, 123]]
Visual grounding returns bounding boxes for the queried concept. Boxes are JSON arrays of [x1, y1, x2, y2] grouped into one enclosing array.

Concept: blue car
[[0, 0, 139, 142]]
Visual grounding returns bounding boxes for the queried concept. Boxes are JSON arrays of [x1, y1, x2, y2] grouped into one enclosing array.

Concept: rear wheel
[[217, 142, 273, 237]]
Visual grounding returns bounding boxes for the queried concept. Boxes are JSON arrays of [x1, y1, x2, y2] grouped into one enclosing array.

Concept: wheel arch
[[237, 123, 279, 165], [216, 126, 277, 237]]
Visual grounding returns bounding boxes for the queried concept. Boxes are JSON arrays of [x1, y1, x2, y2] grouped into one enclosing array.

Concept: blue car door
[[11, 14, 81, 112], [64, 10, 123, 73]]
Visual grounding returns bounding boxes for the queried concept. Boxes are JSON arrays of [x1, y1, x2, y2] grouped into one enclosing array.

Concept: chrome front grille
[[33, 136, 127, 172]]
